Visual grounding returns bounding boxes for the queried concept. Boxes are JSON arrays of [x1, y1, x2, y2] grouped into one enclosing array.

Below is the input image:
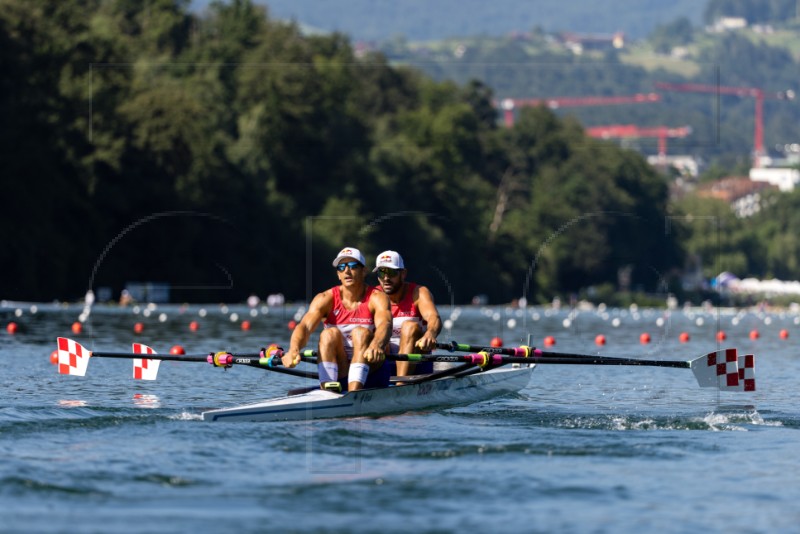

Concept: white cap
[[373, 250, 405, 272], [331, 247, 366, 267]]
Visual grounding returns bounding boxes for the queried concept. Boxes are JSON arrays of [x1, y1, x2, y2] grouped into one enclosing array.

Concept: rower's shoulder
[[310, 288, 335, 310], [369, 286, 390, 306], [409, 281, 428, 297]]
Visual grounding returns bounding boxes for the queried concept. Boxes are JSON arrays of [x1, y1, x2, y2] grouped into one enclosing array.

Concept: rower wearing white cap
[[281, 246, 392, 392], [373, 250, 442, 377]]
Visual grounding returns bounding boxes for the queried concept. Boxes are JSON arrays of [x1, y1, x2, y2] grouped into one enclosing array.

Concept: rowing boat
[[54, 337, 756, 422], [202, 364, 535, 422]]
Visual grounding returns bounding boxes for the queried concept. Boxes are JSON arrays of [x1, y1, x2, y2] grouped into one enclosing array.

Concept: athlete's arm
[[364, 290, 392, 363], [415, 286, 441, 352], [282, 290, 332, 367]]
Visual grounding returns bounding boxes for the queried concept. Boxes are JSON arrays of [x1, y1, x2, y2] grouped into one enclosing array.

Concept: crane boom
[[586, 124, 692, 157]]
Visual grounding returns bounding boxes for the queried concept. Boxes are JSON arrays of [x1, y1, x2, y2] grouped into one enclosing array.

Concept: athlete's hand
[[281, 348, 301, 368], [363, 346, 385, 363], [415, 333, 437, 353]]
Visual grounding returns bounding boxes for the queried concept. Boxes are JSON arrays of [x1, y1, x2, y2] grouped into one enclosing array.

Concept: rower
[[280, 247, 392, 392], [372, 250, 442, 379]]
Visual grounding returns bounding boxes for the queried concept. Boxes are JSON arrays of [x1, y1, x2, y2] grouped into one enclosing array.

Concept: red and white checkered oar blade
[[56, 337, 92, 376], [734, 354, 756, 392], [132, 343, 160, 380], [690, 348, 741, 390]]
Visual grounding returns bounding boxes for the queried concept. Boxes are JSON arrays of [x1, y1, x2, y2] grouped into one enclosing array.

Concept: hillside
[[190, 0, 706, 41]]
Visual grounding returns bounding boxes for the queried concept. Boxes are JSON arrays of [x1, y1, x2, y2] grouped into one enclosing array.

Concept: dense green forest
[[2, 0, 800, 306]]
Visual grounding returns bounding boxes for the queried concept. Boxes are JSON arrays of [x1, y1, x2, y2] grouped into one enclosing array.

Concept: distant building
[[750, 167, 800, 192], [695, 176, 777, 217], [558, 31, 624, 54], [709, 17, 748, 32], [124, 282, 170, 303]]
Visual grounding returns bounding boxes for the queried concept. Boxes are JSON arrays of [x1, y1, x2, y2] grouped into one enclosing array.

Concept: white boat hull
[[202, 365, 535, 422]]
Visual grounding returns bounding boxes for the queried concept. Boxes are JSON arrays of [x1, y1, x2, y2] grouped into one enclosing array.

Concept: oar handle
[[436, 341, 530, 357]]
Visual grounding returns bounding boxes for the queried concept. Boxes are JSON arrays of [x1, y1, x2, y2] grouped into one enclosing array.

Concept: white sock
[[318, 361, 339, 383], [348, 363, 370, 386]]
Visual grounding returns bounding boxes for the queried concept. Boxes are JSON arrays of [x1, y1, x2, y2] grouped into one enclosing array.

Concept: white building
[[749, 167, 800, 192]]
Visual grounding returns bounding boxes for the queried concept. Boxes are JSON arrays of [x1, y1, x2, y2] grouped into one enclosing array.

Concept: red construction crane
[[585, 124, 692, 159], [498, 93, 661, 127], [654, 82, 795, 167]]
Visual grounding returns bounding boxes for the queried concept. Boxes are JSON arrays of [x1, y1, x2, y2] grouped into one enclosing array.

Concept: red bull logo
[[379, 255, 392, 262]]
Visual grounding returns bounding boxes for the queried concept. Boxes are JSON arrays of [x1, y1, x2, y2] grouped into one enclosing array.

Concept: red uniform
[[382, 282, 426, 353], [323, 286, 375, 357]]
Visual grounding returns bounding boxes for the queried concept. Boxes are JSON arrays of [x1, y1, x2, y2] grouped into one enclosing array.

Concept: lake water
[[2, 302, 798, 533]]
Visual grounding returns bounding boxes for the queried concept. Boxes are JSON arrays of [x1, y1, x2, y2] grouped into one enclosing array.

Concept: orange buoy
[[639, 332, 651, 344], [490, 337, 503, 347], [716, 330, 727, 342], [71, 322, 82, 335], [170, 345, 185, 355], [241, 320, 251, 331], [543, 335, 556, 347], [679, 332, 690, 343], [189, 321, 199, 332], [6, 322, 18, 334], [133, 322, 144, 334], [50, 350, 58, 364], [288, 320, 297, 330], [749, 329, 759, 340], [595, 334, 606, 346], [780, 329, 789, 340]]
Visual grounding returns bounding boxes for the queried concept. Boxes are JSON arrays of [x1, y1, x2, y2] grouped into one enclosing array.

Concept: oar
[[386, 349, 755, 392], [287, 344, 754, 391], [55, 338, 318, 380]]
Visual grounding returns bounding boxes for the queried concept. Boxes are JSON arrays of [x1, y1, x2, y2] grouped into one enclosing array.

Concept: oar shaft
[[388, 352, 690, 368], [90, 350, 320, 377], [438, 341, 692, 368], [91, 352, 215, 363]]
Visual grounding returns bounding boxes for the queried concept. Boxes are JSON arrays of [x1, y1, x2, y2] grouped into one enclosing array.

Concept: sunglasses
[[377, 268, 400, 279], [336, 261, 362, 272]]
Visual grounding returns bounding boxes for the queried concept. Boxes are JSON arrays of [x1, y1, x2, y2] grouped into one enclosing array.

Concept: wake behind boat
[[202, 364, 535, 422]]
